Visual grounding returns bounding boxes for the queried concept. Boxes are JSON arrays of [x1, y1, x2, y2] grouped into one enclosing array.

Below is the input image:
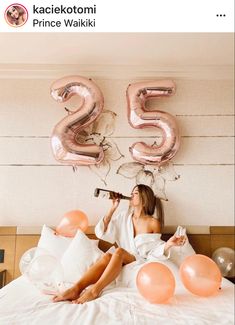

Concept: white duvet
[[0, 264, 234, 325]]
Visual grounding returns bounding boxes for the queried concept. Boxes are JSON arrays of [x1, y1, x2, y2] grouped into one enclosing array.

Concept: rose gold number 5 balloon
[[50, 76, 104, 165], [127, 80, 180, 165]]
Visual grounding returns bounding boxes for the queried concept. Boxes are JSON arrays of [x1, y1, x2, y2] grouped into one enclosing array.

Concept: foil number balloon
[[51, 76, 104, 166], [127, 80, 180, 165]]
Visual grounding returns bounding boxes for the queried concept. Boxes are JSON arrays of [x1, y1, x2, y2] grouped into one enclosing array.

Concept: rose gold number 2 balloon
[[127, 80, 180, 165], [51, 76, 104, 165]]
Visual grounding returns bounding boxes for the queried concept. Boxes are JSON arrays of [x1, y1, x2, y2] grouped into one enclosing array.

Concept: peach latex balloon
[[56, 210, 89, 237], [136, 262, 175, 304], [180, 254, 222, 297]]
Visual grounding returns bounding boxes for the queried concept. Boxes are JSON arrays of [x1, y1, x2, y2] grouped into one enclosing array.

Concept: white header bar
[[0, 0, 234, 32]]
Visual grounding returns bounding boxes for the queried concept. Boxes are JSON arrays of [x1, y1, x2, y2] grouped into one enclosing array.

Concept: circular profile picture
[[5, 3, 28, 27]]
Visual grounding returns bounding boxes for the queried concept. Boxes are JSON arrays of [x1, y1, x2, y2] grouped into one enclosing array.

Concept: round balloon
[[136, 262, 175, 304], [56, 210, 89, 237], [180, 254, 222, 297], [27, 254, 64, 295], [212, 247, 235, 278], [19, 247, 49, 276]]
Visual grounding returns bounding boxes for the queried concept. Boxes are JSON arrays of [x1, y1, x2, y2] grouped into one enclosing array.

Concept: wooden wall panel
[[187, 235, 211, 257], [14, 235, 40, 279], [0, 227, 16, 235], [210, 235, 235, 253], [210, 226, 235, 235], [0, 235, 16, 284], [210, 226, 235, 254]]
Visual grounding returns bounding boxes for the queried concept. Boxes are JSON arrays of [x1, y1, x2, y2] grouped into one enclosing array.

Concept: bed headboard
[[0, 226, 234, 285]]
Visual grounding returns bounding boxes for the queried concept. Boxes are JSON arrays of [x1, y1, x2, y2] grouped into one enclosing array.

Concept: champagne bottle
[[94, 188, 130, 200]]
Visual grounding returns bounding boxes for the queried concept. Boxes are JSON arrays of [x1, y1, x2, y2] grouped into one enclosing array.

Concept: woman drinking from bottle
[[53, 184, 186, 304]]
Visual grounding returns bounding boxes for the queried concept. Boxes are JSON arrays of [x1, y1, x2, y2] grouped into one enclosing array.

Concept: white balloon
[[20, 248, 65, 295], [27, 254, 64, 295], [19, 247, 49, 276], [212, 247, 235, 278]]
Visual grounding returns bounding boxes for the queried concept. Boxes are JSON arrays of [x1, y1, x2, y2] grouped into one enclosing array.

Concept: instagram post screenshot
[[0, 0, 234, 324]]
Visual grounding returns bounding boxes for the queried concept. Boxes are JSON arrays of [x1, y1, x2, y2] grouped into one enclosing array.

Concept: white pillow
[[37, 224, 72, 260], [61, 230, 104, 284], [169, 236, 196, 267]]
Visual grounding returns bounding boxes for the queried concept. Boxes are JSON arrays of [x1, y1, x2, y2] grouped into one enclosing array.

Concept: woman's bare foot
[[53, 284, 83, 302], [72, 285, 100, 304]]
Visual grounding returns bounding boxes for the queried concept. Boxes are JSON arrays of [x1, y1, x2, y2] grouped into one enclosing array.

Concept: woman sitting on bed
[[53, 184, 186, 304]]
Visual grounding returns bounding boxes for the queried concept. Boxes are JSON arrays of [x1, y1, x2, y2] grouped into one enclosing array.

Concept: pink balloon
[[127, 80, 180, 165], [180, 254, 222, 297], [136, 262, 175, 304], [50, 76, 104, 166], [56, 210, 89, 237]]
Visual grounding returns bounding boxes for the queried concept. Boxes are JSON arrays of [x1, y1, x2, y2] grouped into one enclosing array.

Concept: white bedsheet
[[0, 273, 234, 325]]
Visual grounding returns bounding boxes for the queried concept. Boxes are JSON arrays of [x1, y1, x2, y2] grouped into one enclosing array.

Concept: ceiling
[[0, 33, 233, 67]]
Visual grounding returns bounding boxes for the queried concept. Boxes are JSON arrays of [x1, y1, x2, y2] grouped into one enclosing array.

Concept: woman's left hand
[[166, 235, 186, 248]]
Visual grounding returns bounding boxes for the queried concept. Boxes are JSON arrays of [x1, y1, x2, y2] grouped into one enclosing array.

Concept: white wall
[[0, 72, 233, 227]]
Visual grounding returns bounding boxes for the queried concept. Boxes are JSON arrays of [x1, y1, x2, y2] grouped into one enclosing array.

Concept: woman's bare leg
[[73, 248, 135, 304], [53, 253, 112, 302]]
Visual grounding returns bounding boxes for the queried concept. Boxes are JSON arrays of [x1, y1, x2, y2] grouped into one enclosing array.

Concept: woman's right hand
[[111, 193, 121, 211]]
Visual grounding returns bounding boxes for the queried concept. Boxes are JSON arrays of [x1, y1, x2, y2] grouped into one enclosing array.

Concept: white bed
[[0, 272, 234, 325], [0, 226, 234, 325]]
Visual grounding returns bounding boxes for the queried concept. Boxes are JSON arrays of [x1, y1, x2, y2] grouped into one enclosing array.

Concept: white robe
[[95, 210, 169, 261]]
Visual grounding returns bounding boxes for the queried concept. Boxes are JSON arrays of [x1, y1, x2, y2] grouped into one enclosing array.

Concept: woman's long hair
[[7, 6, 25, 25], [132, 184, 164, 228]]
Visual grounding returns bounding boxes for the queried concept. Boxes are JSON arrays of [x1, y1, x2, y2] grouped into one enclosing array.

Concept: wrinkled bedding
[[0, 262, 234, 325]]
